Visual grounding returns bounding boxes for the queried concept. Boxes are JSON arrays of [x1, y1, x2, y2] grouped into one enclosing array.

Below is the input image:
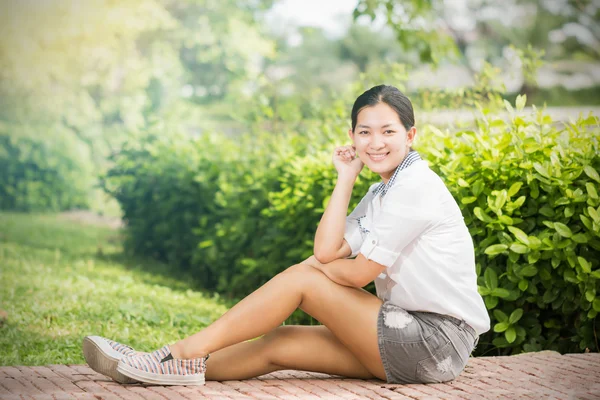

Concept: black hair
[[351, 84, 415, 132]]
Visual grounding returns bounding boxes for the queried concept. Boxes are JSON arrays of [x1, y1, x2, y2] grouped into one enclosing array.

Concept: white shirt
[[344, 159, 491, 335]]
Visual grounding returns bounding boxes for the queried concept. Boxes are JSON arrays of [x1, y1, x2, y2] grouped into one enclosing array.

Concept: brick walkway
[[1, 351, 599, 399]]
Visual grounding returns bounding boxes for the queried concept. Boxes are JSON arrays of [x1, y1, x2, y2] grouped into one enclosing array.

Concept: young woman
[[83, 84, 490, 385]]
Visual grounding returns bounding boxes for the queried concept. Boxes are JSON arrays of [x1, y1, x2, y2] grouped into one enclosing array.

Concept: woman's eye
[[384, 130, 394, 134], [359, 131, 369, 135]]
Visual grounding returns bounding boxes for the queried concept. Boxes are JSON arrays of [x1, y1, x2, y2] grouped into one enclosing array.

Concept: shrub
[[104, 97, 600, 354], [102, 132, 225, 276], [418, 96, 600, 354], [0, 129, 91, 212]]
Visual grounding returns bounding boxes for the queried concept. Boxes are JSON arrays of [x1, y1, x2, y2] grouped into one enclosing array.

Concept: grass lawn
[[0, 212, 229, 366]]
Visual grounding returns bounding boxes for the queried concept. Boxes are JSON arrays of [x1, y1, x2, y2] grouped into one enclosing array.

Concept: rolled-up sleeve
[[358, 189, 436, 268], [343, 216, 363, 258], [343, 185, 377, 258]]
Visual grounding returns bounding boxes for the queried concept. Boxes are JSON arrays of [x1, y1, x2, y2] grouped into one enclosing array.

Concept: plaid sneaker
[[82, 336, 146, 384], [117, 345, 208, 386]]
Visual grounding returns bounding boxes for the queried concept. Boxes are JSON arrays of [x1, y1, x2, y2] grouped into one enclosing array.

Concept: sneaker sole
[[82, 336, 139, 384], [117, 361, 205, 386]]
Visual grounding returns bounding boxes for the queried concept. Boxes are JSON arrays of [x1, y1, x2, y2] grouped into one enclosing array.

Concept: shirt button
[[372, 240, 376, 244]]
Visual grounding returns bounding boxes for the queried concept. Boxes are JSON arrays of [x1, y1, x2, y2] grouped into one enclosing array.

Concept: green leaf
[[567, 254, 578, 268], [528, 236, 542, 249], [594, 298, 600, 312], [461, 196, 477, 204], [564, 206, 574, 218], [530, 180, 539, 198], [571, 233, 589, 244], [472, 180, 484, 196], [578, 257, 592, 273], [498, 215, 513, 225], [518, 279, 529, 291], [485, 295, 499, 309], [527, 251, 541, 264], [457, 178, 469, 187], [505, 326, 517, 343], [484, 267, 498, 289], [564, 270, 578, 283], [539, 206, 554, 217], [587, 183, 599, 200], [510, 243, 529, 254], [198, 240, 213, 248], [508, 226, 530, 245], [520, 265, 538, 277], [494, 321, 509, 333], [491, 288, 511, 298], [508, 182, 523, 197], [533, 162, 550, 178], [494, 190, 508, 210], [584, 165, 600, 183], [503, 99, 514, 114], [543, 288, 559, 303], [509, 308, 523, 324], [516, 94, 526, 111], [493, 309, 509, 322], [485, 244, 508, 256], [511, 196, 526, 209], [474, 207, 494, 223], [490, 119, 506, 128], [554, 197, 570, 206], [478, 286, 491, 296], [581, 215, 593, 230], [589, 207, 600, 223], [542, 221, 555, 229], [554, 222, 573, 238], [586, 290, 596, 303]]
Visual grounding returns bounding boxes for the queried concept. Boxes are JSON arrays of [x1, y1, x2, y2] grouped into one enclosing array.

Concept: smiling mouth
[[368, 152, 389, 161]]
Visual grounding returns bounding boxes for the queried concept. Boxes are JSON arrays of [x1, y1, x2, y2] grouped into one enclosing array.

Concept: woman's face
[[348, 102, 417, 183]]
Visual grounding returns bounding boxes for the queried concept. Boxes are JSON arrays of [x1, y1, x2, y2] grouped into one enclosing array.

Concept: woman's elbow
[[352, 276, 371, 288], [313, 251, 332, 264]]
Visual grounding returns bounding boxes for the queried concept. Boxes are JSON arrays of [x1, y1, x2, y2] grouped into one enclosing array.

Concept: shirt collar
[[371, 150, 422, 198]]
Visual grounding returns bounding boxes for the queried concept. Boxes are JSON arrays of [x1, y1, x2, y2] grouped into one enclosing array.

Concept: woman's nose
[[369, 134, 385, 149]]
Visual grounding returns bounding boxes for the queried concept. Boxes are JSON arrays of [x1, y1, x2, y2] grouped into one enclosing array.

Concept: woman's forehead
[[356, 103, 403, 127], [356, 122, 401, 129]]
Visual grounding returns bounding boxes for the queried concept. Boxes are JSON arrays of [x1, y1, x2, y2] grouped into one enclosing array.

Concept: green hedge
[[103, 97, 599, 355], [0, 130, 91, 212], [419, 98, 600, 354]]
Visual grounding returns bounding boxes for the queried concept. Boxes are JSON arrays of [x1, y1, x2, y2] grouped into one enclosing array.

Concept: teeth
[[369, 153, 388, 160]]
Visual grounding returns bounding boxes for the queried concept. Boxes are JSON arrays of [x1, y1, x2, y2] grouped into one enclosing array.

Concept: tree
[[0, 0, 276, 156], [352, 0, 599, 71]]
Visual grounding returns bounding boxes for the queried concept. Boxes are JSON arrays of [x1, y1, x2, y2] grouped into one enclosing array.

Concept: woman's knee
[[261, 326, 302, 367], [281, 262, 322, 281]]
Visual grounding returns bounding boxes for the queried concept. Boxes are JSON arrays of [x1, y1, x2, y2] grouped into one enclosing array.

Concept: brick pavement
[[1, 351, 599, 399]]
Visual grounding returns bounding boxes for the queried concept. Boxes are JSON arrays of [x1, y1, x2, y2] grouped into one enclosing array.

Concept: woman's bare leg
[[205, 325, 374, 381], [170, 263, 385, 380]]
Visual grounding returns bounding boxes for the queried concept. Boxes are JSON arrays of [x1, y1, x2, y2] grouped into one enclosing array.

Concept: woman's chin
[[366, 162, 396, 176]]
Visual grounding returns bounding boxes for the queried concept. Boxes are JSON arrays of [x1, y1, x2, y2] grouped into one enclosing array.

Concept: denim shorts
[[377, 301, 479, 384]]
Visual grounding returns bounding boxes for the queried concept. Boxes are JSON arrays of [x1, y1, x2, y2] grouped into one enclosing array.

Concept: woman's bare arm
[[313, 144, 363, 263], [313, 175, 356, 263], [301, 254, 385, 288]]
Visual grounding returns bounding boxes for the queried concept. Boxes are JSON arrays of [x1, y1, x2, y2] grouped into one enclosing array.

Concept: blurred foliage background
[[1, 0, 599, 358]]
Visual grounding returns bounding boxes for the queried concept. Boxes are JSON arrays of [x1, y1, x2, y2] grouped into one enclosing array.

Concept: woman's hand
[[333, 145, 364, 180], [300, 255, 325, 271]]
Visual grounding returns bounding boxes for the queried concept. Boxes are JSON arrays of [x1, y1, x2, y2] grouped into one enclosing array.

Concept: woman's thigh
[[282, 263, 385, 380], [264, 325, 375, 379]]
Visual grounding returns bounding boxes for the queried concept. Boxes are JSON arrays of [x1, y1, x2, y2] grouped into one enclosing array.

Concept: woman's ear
[[347, 129, 354, 141], [407, 126, 417, 146]]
